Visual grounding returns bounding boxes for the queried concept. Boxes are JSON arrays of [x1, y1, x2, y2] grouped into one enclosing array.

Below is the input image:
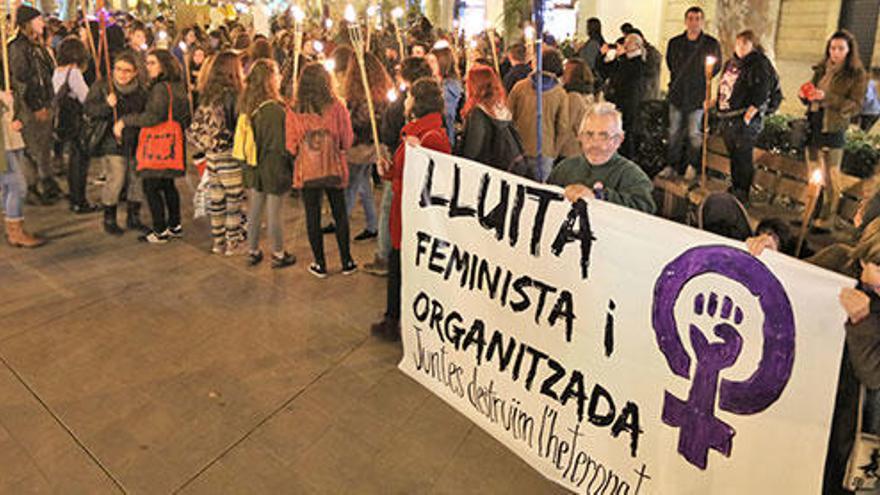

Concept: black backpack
[[52, 69, 84, 143], [765, 63, 784, 115], [490, 120, 533, 180]]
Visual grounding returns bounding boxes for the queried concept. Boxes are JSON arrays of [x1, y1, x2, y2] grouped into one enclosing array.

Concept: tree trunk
[[715, 0, 781, 61]]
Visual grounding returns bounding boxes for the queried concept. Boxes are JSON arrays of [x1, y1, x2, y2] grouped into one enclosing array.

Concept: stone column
[[715, 0, 782, 61]]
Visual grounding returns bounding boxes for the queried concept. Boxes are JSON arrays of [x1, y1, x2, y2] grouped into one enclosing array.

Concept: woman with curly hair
[[342, 52, 391, 241], [188, 50, 247, 255], [286, 63, 355, 278], [241, 58, 296, 268]]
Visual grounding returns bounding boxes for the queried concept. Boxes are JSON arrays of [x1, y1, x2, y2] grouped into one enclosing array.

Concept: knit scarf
[[114, 79, 140, 96]]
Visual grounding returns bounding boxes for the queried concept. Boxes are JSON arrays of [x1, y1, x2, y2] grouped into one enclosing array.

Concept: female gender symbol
[[651, 245, 796, 470]]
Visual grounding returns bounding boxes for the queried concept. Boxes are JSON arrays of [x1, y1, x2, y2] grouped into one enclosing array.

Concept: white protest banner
[[398, 146, 852, 494]]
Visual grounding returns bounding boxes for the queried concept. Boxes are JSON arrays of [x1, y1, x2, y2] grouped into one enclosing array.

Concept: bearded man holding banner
[[548, 102, 655, 214]]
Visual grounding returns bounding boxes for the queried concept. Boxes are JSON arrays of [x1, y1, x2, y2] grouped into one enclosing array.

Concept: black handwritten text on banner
[[398, 147, 851, 494]]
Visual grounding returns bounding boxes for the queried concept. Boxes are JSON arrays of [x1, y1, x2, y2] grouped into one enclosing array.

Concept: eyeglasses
[[580, 131, 620, 142]]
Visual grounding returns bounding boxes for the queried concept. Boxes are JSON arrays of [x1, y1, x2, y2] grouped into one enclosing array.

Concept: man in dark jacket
[[9, 5, 60, 204], [365, 57, 433, 276], [502, 43, 530, 95], [662, 6, 721, 179]]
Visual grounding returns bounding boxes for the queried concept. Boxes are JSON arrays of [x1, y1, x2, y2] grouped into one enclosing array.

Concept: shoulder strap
[[165, 82, 173, 122]]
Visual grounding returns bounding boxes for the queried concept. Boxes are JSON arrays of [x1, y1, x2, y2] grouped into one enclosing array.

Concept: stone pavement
[[0, 177, 567, 494]]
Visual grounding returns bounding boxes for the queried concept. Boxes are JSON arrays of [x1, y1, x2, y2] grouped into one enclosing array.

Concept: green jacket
[[243, 101, 292, 195], [548, 153, 656, 214]]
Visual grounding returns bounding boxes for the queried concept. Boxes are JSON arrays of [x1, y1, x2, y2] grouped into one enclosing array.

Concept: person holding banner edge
[[371, 77, 450, 341], [548, 102, 655, 214]]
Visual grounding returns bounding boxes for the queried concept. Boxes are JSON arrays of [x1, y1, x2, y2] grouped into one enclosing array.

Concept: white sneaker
[[212, 239, 225, 255]]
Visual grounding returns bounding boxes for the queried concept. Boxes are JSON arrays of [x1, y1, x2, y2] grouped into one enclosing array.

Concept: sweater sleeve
[[603, 163, 657, 214], [845, 312, 880, 389], [753, 61, 773, 110], [826, 70, 869, 120]]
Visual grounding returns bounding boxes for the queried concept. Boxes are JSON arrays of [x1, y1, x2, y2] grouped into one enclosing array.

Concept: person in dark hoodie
[[365, 56, 433, 276], [662, 6, 722, 180], [371, 77, 450, 341], [715, 30, 774, 205], [113, 49, 191, 244], [601, 32, 646, 160], [84, 51, 148, 235], [509, 47, 571, 182], [502, 42, 530, 95]]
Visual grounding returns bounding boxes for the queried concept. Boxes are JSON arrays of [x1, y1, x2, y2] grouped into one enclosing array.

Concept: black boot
[[126, 202, 148, 232], [103, 205, 124, 236]]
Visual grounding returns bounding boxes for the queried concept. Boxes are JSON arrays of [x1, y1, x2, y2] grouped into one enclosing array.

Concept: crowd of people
[[3, 4, 880, 493]]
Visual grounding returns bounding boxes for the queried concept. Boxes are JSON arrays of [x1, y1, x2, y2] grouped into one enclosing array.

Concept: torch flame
[[324, 18, 334, 30], [705, 55, 717, 67], [292, 6, 305, 22], [524, 25, 536, 40], [432, 39, 450, 50], [344, 4, 357, 23], [366, 5, 378, 17], [391, 7, 404, 19], [322, 59, 336, 73], [313, 40, 324, 53], [387, 89, 398, 102], [810, 169, 824, 186]]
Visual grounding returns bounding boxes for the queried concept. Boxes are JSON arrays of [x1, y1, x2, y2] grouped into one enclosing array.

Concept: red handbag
[[136, 83, 184, 173]]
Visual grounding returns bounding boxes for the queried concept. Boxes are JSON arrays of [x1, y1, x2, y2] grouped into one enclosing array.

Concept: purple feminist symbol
[[651, 245, 795, 470]]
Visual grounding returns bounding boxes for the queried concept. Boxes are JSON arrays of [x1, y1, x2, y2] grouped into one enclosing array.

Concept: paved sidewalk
[[0, 179, 566, 494]]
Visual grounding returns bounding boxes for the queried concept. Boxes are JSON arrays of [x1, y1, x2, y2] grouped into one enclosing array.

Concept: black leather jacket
[[8, 33, 55, 119]]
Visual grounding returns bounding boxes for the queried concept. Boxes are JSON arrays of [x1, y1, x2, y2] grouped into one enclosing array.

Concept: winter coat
[[666, 31, 722, 111], [122, 79, 192, 179], [603, 55, 645, 130], [808, 63, 868, 134], [390, 112, 450, 249], [458, 104, 515, 165], [716, 50, 774, 115], [548, 153, 656, 214], [8, 33, 55, 119], [508, 72, 571, 159], [242, 100, 292, 195], [84, 79, 148, 158], [503, 63, 531, 95]]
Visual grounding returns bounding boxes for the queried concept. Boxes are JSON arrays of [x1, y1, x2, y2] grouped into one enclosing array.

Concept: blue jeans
[[1, 150, 27, 219], [376, 182, 393, 261], [345, 163, 378, 232], [668, 105, 703, 173]]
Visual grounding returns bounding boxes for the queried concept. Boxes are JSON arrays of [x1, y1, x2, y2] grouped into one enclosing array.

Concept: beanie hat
[[16, 6, 41, 26]]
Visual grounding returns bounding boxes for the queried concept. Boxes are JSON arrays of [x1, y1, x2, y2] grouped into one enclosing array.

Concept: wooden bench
[[652, 134, 872, 225]]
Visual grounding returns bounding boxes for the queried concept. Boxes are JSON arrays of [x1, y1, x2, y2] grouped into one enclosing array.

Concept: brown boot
[[5, 218, 45, 248]]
